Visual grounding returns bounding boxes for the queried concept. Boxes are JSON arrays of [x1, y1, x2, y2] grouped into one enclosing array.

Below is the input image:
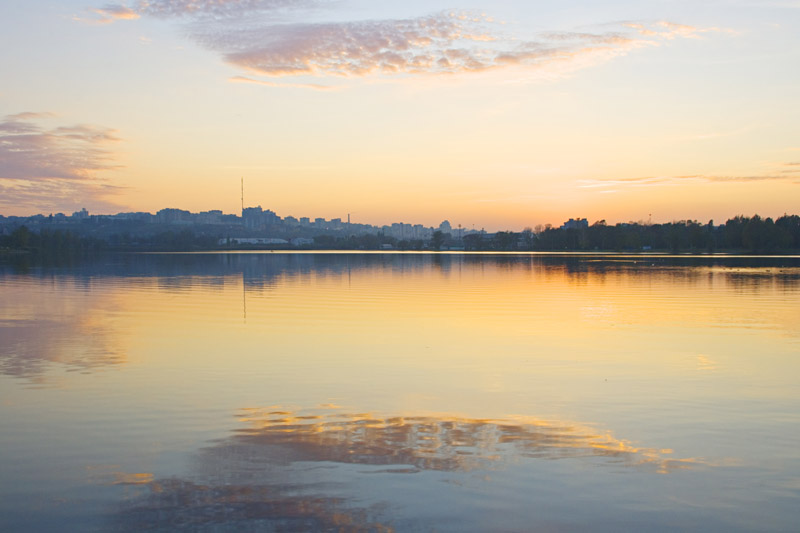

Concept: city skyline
[[0, 203, 504, 238], [0, 202, 718, 237], [1, 1, 798, 231]]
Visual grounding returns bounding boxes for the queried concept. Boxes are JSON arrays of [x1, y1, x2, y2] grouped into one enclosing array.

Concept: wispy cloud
[[229, 75, 335, 90], [86, 0, 321, 21], [781, 162, 800, 174], [0, 113, 124, 212], [0, 113, 120, 181], [79, 4, 140, 25], [741, 1, 800, 8], [578, 169, 799, 189], [203, 13, 498, 77], [196, 16, 714, 80], [4, 111, 57, 122], [86, 2, 719, 84], [0, 180, 125, 215]]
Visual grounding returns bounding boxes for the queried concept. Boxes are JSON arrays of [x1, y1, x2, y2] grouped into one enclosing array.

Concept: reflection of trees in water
[[154, 253, 800, 293], [527, 257, 800, 290], [714, 268, 800, 291], [4, 253, 798, 294], [113, 408, 703, 531]]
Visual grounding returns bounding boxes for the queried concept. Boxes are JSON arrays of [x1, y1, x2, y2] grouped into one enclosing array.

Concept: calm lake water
[[1, 252, 799, 531]]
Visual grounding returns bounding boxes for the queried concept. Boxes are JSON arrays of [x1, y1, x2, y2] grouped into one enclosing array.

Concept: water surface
[[1, 253, 799, 531]]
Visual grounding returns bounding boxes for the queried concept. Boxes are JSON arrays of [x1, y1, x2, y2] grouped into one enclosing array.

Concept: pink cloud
[[0, 179, 125, 215], [0, 113, 124, 212], [578, 169, 799, 189], [228, 75, 335, 90], [87, 0, 720, 82], [206, 14, 495, 77], [0, 113, 120, 181], [89, 0, 319, 21], [192, 16, 710, 80], [86, 4, 140, 24]]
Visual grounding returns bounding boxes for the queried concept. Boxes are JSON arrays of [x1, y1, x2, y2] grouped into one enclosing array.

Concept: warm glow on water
[[1, 253, 799, 531]]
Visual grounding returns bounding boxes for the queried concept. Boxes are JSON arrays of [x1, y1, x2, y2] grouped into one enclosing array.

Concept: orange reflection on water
[[112, 472, 154, 485], [6, 254, 797, 416], [227, 406, 703, 475], [110, 405, 705, 531], [5, 255, 797, 531]]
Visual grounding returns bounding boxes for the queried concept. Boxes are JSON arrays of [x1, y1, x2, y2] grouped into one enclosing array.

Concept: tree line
[[463, 215, 800, 253], [0, 227, 218, 254], [2, 214, 799, 254]]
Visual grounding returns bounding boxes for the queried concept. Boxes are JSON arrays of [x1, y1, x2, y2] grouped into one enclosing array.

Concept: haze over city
[[1, 0, 798, 231]]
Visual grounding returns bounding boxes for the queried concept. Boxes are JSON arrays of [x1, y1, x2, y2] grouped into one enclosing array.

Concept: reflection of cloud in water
[[223, 408, 702, 474], [696, 355, 718, 371], [1, 321, 92, 379], [113, 472, 154, 485], [0, 319, 125, 381], [113, 407, 704, 530], [115, 479, 391, 532], [0, 281, 126, 382]]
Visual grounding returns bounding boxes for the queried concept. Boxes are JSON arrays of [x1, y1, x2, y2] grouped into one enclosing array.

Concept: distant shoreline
[[2, 214, 798, 255], [3, 247, 800, 258]]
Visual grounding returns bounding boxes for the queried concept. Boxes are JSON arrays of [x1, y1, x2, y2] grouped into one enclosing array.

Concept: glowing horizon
[[1, 1, 798, 231]]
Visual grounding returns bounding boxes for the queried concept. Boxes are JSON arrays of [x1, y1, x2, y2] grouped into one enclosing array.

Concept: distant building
[[438, 220, 452, 234], [156, 208, 192, 224], [220, 237, 288, 245], [113, 212, 153, 222], [391, 222, 405, 239], [197, 210, 223, 224], [242, 206, 279, 229], [220, 214, 240, 224], [72, 207, 89, 220], [561, 218, 588, 230]]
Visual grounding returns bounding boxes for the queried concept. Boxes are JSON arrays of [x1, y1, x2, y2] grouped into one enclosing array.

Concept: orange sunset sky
[[0, 0, 798, 231]]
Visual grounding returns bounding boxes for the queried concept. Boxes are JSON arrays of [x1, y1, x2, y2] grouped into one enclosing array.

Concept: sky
[[0, 0, 798, 230]]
